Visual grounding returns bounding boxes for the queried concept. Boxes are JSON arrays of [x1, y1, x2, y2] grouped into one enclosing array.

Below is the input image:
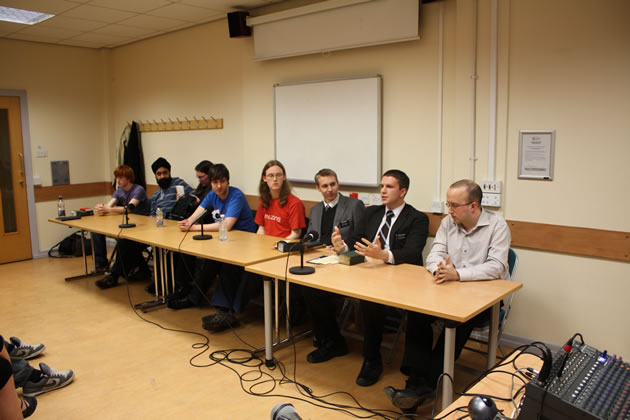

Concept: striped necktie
[[378, 210, 394, 249]]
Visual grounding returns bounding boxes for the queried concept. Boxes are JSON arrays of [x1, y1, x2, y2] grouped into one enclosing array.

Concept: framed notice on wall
[[518, 130, 555, 180]]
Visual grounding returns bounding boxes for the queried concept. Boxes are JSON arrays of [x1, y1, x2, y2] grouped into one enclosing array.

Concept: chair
[[463, 248, 519, 358]]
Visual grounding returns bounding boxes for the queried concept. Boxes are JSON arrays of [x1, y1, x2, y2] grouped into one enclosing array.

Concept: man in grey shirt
[[384, 179, 511, 412]]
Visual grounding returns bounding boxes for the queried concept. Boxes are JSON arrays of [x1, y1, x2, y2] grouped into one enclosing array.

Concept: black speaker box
[[227, 11, 251, 38]]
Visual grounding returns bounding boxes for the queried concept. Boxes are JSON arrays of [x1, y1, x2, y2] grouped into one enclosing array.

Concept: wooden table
[[246, 250, 523, 409], [437, 351, 542, 419]]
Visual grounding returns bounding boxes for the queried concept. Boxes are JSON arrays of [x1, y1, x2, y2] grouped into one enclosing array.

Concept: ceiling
[[0, 0, 283, 49]]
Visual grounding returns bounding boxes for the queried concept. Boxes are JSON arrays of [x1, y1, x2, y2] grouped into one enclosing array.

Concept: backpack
[[49, 231, 92, 258]]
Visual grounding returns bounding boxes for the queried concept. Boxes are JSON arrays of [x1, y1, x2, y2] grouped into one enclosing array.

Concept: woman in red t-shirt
[[255, 160, 306, 239]]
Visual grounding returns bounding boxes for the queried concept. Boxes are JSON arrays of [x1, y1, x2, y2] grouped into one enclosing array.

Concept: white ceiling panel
[[0, 0, 288, 48], [62, 4, 136, 22], [88, 0, 172, 14], [37, 15, 106, 31], [146, 3, 220, 22]]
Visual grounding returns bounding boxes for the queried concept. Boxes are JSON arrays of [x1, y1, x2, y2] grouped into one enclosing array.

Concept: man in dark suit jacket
[[304, 169, 366, 364], [350, 169, 429, 387]]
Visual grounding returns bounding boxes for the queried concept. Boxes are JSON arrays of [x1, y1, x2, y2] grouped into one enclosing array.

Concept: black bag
[[49, 231, 92, 258], [170, 195, 197, 221]]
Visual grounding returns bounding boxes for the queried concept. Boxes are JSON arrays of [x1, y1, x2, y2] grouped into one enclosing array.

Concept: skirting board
[[500, 333, 561, 354]]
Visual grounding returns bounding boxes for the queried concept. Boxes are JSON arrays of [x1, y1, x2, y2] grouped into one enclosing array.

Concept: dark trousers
[[401, 308, 491, 389], [361, 300, 389, 361], [304, 288, 344, 345], [110, 239, 148, 279], [92, 233, 108, 267], [211, 267, 261, 313]]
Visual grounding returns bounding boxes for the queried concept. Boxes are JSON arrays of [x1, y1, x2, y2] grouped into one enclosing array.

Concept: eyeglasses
[[445, 201, 472, 209], [265, 173, 284, 179]]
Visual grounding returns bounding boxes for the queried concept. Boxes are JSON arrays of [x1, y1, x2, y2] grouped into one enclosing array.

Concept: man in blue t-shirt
[[170, 164, 258, 331]]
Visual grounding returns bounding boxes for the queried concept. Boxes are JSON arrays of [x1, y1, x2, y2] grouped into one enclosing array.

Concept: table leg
[[169, 251, 175, 296], [264, 276, 275, 367], [134, 246, 167, 312], [487, 302, 500, 370], [442, 326, 455, 410], [65, 230, 101, 281]]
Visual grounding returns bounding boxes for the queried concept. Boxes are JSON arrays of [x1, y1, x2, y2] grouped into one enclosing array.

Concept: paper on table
[[307, 255, 339, 265]]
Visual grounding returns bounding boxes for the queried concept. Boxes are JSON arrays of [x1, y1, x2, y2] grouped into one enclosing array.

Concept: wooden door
[[0, 96, 32, 264]]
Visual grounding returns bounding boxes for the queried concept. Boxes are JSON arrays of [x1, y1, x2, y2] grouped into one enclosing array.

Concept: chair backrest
[[500, 248, 519, 332]]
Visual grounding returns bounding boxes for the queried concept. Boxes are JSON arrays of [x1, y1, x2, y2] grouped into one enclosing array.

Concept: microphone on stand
[[289, 231, 319, 275], [190, 207, 212, 240], [119, 203, 136, 228]]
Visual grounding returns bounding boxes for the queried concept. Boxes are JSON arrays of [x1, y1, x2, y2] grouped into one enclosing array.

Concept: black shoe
[[356, 357, 383, 387], [144, 283, 163, 295], [128, 267, 152, 282], [95, 264, 109, 274], [95, 274, 118, 289], [167, 296, 196, 310], [307, 340, 348, 363], [384, 383, 435, 410], [202, 309, 239, 332], [21, 396, 37, 418]]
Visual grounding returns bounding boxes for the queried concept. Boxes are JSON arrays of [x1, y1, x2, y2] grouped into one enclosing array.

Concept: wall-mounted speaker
[[227, 11, 251, 38]]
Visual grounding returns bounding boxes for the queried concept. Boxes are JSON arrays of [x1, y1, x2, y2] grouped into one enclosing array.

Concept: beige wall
[[0, 39, 109, 250], [2, 0, 629, 353]]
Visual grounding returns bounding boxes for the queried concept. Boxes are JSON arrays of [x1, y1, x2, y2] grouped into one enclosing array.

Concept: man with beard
[[150, 157, 193, 218], [146, 157, 194, 295]]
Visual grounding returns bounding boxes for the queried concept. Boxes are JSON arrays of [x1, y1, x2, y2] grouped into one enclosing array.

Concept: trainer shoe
[[9, 337, 46, 360], [23, 363, 75, 397], [202, 309, 239, 332]]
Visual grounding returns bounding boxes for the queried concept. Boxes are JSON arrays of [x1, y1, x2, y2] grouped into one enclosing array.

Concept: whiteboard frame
[[273, 75, 382, 187]]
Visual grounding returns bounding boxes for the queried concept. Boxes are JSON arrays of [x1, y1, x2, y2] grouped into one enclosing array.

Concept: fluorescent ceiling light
[[0, 6, 54, 25]]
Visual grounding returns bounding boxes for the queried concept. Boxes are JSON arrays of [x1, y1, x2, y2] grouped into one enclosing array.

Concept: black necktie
[[378, 210, 394, 248]]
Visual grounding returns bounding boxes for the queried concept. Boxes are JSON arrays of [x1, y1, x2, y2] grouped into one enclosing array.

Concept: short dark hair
[[449, 179, 482, 205], [210, 163, 230, 182], [314, 168, 338, 185], [195, 160, 213, 174], [382, 169, 410, 191]]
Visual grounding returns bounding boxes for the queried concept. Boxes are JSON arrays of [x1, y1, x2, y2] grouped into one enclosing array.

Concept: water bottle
[[156, 207, 164, 227], [57, 195, 66, 217], [219, 214, 228, 241]]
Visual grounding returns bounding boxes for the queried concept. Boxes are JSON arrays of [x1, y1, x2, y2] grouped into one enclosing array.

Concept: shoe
[[23, 363, 75, 397], [9, 337, 46, 360], [144, 282, 163, 295], [95, 274, 118, 289], [384, 383, 435, 410], [307, 340, 348, 363], [21, 396, 37, 418], [356, 357, 383, 387], [202, 309, 239, 332], [95, 263, 109, 274], [167, 296, 195, 310]]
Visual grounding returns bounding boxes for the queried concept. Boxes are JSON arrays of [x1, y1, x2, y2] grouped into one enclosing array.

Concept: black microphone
[[299, 230, 319, 245], [191, 208, 212, 240], [119, 202, 136, 228]]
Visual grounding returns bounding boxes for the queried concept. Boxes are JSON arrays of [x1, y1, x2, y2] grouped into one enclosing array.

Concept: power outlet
[[481, 192, 501, 207], [481, 180, 502, 193], [35, 145, 48, 158]]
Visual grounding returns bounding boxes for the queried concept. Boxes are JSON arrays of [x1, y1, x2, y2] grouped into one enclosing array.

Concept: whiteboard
[[274, 76, 382, 187]]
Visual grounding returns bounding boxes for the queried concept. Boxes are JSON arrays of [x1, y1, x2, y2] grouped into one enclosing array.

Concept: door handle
[[18, 153, 24, 173]]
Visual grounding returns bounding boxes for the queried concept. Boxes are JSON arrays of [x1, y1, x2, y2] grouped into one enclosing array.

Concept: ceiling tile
[[8, 32, 64, 43], [146, 3, 220, 22], [0, 0, 79, 14], [117, 14, 187, 30], [87, 0, 172, 14], [92, 23, 157, 37], [0, 20, 24, 35], [58, 38, 105, 48], [15, 24, 83, 39], [36, 15, 106, 31], [68, 31, 130, 44], [61, 4, 136, 23]]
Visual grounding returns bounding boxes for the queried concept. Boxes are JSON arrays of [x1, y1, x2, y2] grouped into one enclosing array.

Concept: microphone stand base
[[193, 234, 212, 240], [119, 223, 136, 228], [289, 266, 315, 275]]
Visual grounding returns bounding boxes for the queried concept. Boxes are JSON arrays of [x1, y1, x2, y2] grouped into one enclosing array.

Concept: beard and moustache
[[157, 177, 172, 190]]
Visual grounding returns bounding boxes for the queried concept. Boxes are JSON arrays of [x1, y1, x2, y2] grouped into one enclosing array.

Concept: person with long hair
[[255, 160, 306, 239]]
